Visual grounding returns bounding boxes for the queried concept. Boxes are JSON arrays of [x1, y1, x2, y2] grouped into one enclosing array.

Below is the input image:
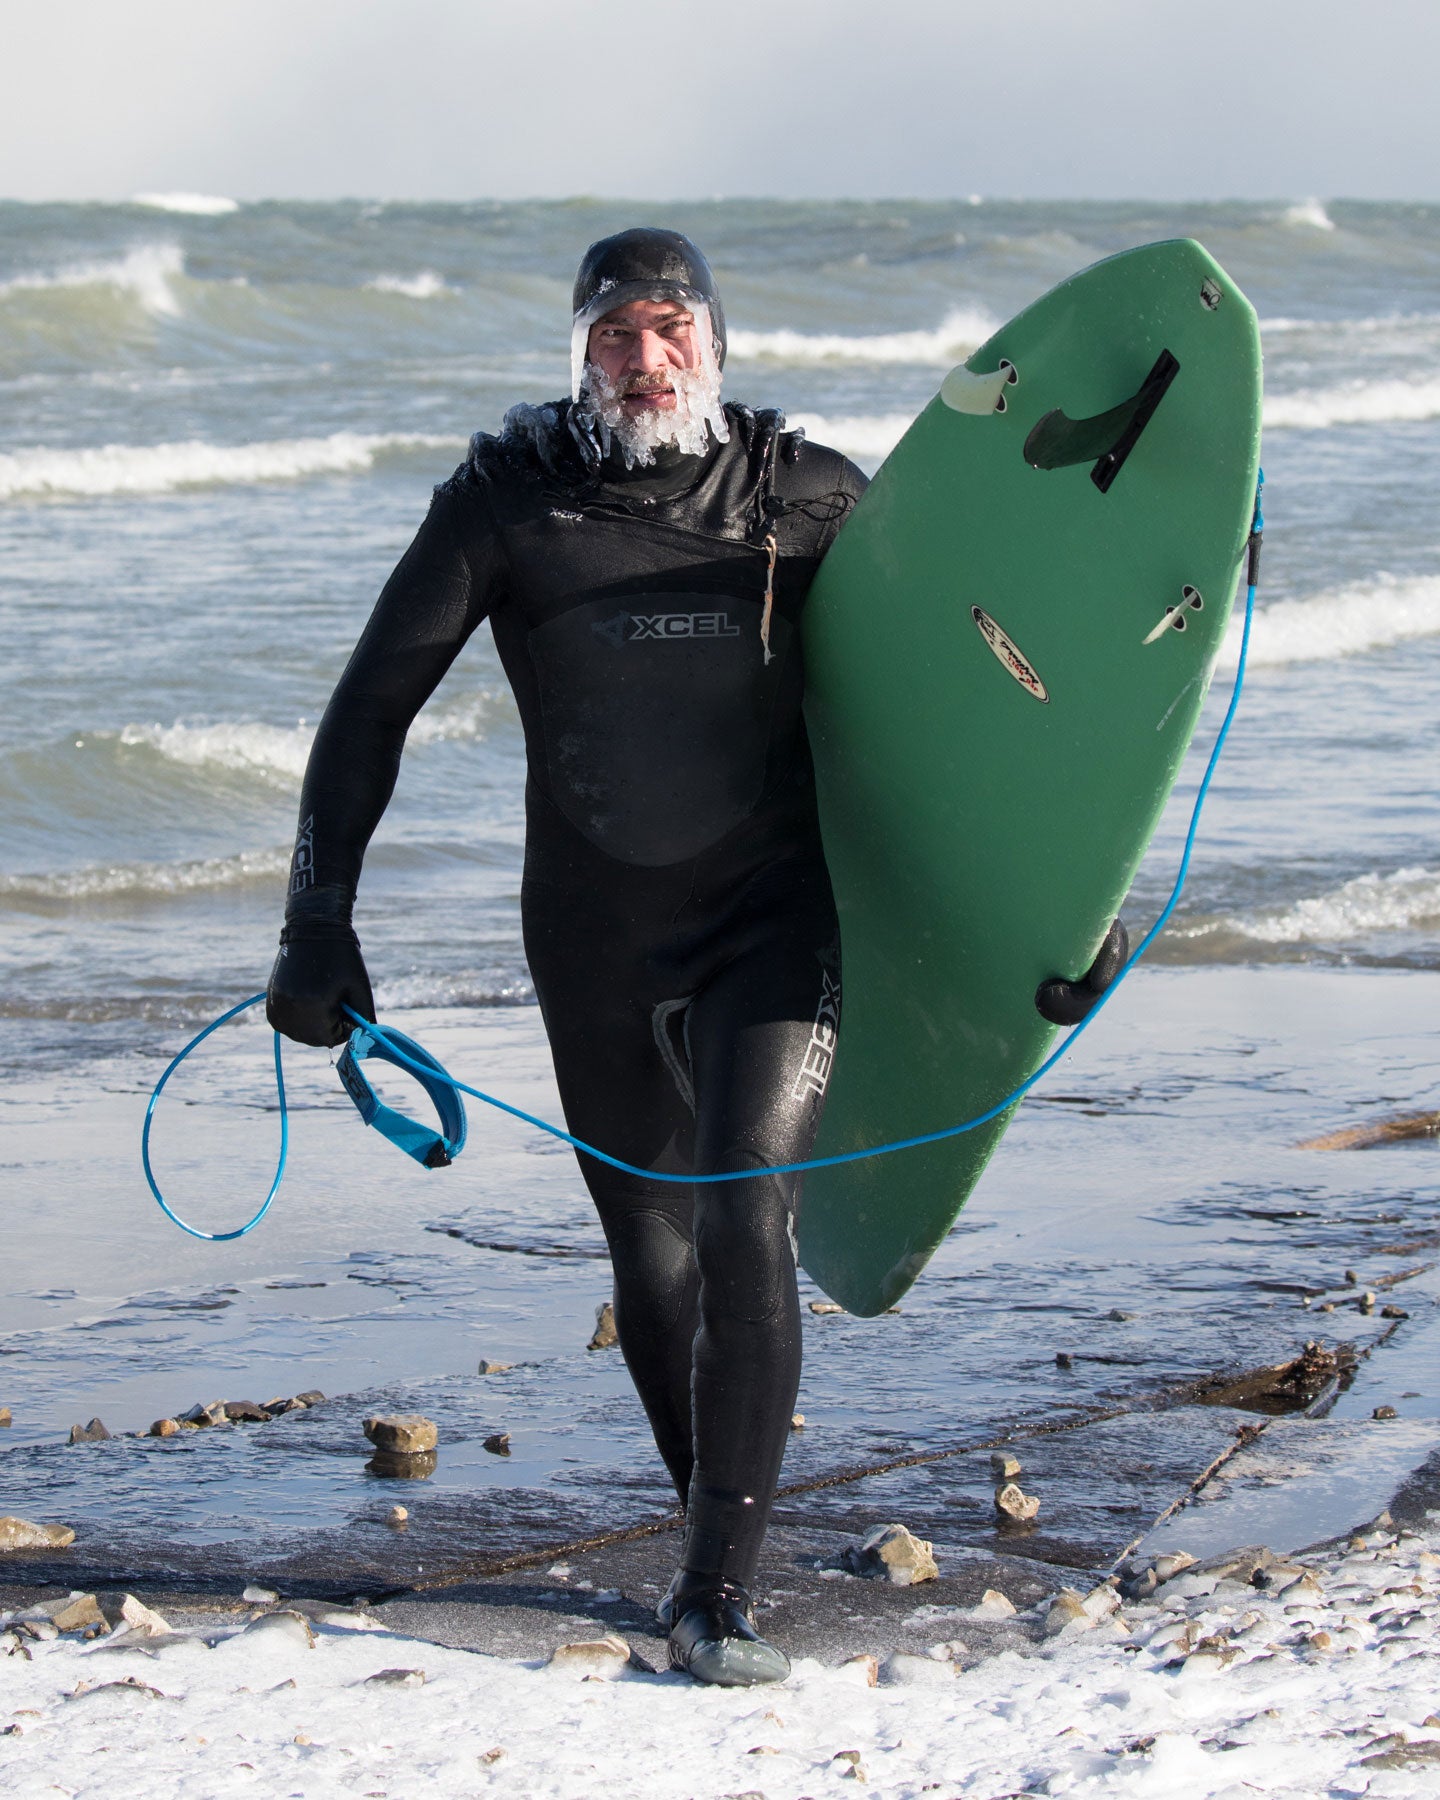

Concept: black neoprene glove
[[266, 886, 376, 1048], [1034, 917, 1129, 1026]]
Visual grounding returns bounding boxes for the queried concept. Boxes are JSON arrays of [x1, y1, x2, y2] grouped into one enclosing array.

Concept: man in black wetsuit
[[268, 229, 868, 1685]]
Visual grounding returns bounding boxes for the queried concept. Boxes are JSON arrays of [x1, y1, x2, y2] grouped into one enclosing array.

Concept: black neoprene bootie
[[665, 1573, 789, 1686]]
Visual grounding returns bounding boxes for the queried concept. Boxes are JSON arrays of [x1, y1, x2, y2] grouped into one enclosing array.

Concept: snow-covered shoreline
[[3, 1512, 1437, 1798]]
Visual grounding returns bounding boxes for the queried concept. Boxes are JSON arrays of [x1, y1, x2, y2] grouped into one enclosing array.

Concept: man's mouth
[[622, 380, 677, 411]]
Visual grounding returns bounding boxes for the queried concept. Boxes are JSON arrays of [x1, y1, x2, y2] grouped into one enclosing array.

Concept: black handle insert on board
[[1023, 349, 1180, 493]]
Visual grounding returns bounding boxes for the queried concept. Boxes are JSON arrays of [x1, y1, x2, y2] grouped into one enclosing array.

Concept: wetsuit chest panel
[[528, 588, 792, 866]]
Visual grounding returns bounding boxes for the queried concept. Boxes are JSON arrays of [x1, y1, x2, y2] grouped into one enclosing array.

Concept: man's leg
[[680, 930, 837, 1590], [537, 984, 702, 1506]]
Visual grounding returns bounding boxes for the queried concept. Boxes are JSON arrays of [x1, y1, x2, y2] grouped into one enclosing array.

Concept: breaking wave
[[1217, 573, 1440, 671], [788, 411, 912, 462], [365, 271, 454, 299], [114, 691, 507, 787], [132, 193, 240, 216], [0, 430, 460, 500], [1264, 378, 1440, 430], [0, 847, 290, 903], [0, 243, 185, 317], [1189, 868, 1440, 949], [729, 307, 996, 367], [1281, 199, 1337, 233], [118, 719, 315, 786]]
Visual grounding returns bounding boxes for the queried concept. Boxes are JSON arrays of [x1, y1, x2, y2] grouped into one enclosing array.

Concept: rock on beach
[[587, 1302, 619, 1350], [0, 1516, 76, 1551], [547, 1634, 630, 1677], [841, 1523, 939, 1586], [363, 1414, 438, 1455]]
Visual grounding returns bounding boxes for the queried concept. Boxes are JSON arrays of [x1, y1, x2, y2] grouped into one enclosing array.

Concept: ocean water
[[3, 197, 1438, 1557]]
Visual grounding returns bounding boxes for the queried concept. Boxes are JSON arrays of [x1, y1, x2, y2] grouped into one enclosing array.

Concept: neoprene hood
[[571, 228, 727, 367]]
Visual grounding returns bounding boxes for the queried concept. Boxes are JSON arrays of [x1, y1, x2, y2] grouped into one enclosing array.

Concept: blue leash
[[144, 484, 1262, 1238], [141, 992, 289, 1242]]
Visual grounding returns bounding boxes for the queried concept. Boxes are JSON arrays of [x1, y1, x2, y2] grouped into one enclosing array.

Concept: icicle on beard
[[573, 305, 729, 470]]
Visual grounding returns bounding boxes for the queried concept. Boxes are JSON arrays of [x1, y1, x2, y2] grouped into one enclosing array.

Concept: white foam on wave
[[786, 411, 913, 462], [1261, 310, 1440, 335], [365, 271, 453, 299], [1209, 868, 1440, 947], [1281, 199, 1337, 232], [119, 719, 315, 786], [0, 846, 290, 903], [1217, 572, 1440, 671], [729, 307, 996, 367], [0, 243, 185, 316], [0, 429, 460, 500], [1264, 378, 1440, 430], [132, 192, 240, 216], [116, 691, 505, 789]]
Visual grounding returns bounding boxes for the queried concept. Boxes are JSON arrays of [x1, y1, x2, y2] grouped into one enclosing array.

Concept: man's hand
[[266, 905, 376, 1048], [1034, 918, 1129, 1026]]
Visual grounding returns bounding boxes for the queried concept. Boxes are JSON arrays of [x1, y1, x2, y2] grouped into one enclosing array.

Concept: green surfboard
[[798, 240, 1262, 1317]]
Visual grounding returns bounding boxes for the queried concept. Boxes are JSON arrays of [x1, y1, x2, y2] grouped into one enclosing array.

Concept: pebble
[[994, 1481, 1040, 1524], [1055, 1351, 1074, 1369], [223, 1400, 269, 1423], [96, 1593, 171, 1636], [386, 1506, 409, 1527], [482, 1432, 512, 1455], [180, 1401, 229, 1428], [0, 1516, 76, 1550], [1358, 1291, 1376, 1314], [1373, 1404, 1399, 1420], [790, 1413, 806, 1430], [587, 1302, 619, 1350], [842, 1652, 879, 1686], [840, 1522, 939, 1586], [477, 1360, 513, 1374], [1107, 1308, 1136, 1322], [242, 1584, 280, 1605], [149, 1419, 181, 1438], [68, 1418, 110, 1444], [43, 1593, 105, 1632], [364, 1667, 425, 1686], [295, 1390, 325, 1406], [970, 1588, 1016, 1620], [990, 1452, 1022, 1480], [1381, 1305, 1409, 1319], [240, 1610, 315, 1647], [879, 1651, 953, 1687], [0, 1407, 10, 1427], [1045, 1590, 1093, 1636], [546, 1634, 630, 1677], [363, 1414, 438, 1456], [809, 1300, 845, 1315]]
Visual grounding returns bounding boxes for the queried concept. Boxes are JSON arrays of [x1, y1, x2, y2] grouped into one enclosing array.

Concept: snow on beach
[[3, 1517, 1438, 1797]]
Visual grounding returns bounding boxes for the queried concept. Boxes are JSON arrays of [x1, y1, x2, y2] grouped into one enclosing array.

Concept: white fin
[[940, 360, 1016, 416]]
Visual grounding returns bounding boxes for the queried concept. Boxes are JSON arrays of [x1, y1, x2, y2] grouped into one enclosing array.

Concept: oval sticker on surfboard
[[971, 606, 1049, 703]]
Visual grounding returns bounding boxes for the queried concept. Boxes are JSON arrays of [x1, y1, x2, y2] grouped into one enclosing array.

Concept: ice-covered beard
[[578, 356, 728, 470]]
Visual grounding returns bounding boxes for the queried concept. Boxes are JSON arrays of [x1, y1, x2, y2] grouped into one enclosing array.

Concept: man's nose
[[627, 329, 671, 373]]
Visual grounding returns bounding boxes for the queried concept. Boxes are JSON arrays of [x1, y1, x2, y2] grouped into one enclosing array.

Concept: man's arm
[[267, 483, 501, 1045]]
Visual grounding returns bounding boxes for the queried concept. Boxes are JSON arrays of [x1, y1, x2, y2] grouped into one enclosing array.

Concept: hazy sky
[[6, 0, 1437, 202]]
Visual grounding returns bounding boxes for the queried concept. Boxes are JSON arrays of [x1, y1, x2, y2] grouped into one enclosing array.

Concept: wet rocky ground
[[3, 969, 1438, 1664]]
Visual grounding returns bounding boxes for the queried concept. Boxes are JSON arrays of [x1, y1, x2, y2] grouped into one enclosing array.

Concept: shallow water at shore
[[2, 967, 1435, 1582]]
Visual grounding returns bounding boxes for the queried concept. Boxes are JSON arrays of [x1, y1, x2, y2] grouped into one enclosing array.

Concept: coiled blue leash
[[144, 479, 1263, 1236], [142, 992, 288, 1241]]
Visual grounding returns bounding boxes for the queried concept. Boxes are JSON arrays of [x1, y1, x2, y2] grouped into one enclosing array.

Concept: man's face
[[585, 298, 702, 417]]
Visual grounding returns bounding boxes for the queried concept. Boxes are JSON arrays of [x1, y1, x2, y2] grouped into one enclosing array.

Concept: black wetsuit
[[275, 400, 866, 1587]]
